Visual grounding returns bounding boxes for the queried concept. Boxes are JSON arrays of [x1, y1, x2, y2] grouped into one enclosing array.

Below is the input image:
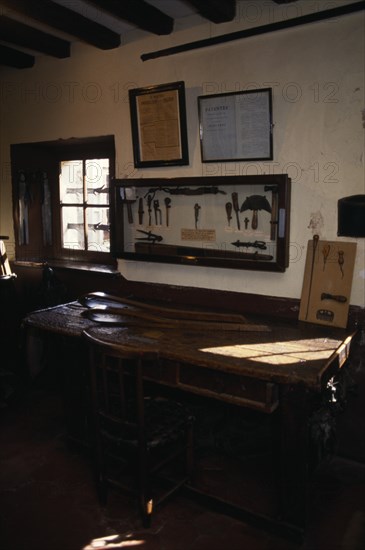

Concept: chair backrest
[[84, 330, 159, 450]]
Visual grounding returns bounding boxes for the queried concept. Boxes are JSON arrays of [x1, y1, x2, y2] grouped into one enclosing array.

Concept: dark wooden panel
[[0, 16, 70, 58], [180, 363, 278, 411], [0, 0, 120, 50]]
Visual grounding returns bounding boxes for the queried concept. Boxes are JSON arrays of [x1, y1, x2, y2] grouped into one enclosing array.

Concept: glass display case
[[111, 175, 291, 272]]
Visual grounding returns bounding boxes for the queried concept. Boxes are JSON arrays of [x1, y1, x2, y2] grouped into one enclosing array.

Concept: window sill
[[14, 259, 121, 277]]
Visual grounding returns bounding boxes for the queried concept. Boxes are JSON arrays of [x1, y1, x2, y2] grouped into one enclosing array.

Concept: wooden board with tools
[[299, 235, 357, 328]]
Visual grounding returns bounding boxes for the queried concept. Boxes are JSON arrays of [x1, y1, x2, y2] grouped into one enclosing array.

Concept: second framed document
[[198, 88, 273, 162]]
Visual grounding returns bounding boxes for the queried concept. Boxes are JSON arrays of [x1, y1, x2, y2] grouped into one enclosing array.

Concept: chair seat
[[100, 397, 194, 450], [145, 397, 195, 448]]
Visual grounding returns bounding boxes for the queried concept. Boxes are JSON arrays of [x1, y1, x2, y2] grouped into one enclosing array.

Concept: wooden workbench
[[22, 300, 356, 539]]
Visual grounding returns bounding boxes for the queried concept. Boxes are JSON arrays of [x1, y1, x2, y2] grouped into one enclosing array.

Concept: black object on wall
[[338, 195, 365, 237]]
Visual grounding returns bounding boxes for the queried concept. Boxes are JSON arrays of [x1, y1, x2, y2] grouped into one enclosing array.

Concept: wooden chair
[[83, 329, 195, 527]]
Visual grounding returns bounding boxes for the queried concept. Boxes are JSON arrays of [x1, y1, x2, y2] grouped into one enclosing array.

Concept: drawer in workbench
[[142, 360, 179, 386], [179, 364, 278, 413]]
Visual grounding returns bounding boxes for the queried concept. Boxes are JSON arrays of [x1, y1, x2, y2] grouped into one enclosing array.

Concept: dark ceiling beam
[[0, 43, 34, 68], [185, 0, 236, 23], [85, 0, 174, 35], [0, 0, 121, 50], [0, 16, 70, 58], [142, 0, 365, 61]]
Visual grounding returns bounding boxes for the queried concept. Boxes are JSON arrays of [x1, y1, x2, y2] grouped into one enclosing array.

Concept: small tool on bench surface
[[231, 240, 267, 250], [135, 230, 163, 243], [264, 185, 278, 240], [79, 291, 249, 323], [231, 192, 240, 230], [240, 195, 272, 230], [321, 292, 347, 303], [79, 291, 270, 332]]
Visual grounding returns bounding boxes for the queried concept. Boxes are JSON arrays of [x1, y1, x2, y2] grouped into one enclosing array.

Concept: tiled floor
[[1, 372, 364, 550]]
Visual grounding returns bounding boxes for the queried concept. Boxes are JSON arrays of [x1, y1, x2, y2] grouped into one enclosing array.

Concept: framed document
[[198, 88, 273, 162], [129, 81, 189, 168]]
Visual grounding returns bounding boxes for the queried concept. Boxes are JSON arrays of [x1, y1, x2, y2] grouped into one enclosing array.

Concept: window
[[11, 136, 115, 265], [59, 158, 110, 253]]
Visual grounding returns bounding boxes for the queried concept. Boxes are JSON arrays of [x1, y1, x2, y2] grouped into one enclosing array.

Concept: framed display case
[[111, 175, 291, 272]]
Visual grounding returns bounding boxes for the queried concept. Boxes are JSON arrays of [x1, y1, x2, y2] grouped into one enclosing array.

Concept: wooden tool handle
[[252, 210, 258, 230]]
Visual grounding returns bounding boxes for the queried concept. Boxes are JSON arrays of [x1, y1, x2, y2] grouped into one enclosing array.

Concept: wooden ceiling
[[0, 0, 298, 69]]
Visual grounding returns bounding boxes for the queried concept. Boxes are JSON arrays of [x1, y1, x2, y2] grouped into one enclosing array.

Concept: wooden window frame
[[11, 136, 116, 266]]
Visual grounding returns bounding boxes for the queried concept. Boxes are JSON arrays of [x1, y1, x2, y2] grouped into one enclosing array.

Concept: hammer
[[240, 195, 271, 230]]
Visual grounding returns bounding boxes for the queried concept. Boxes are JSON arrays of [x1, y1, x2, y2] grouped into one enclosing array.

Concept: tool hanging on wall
[[18, 170, 30, 245], [41, 171, 52, 246], [138, 198, 144, 225], [225, 202, 232, 226], [147, 194, 153, 225], [144, 186, 226, 199], [134, 241, 273, 261], [316, 309, 334, 322], [240, 195, 272, 230], [322, 243, 330, 271], [321, 292, 347, 303], [231, 240, 267, 250], [119, 188, 136, 224], [305, 234, 319, 320], [67, 222, 110, 232], [231, 192, 240, 230], [153, 200, 162, 225], [194, 203, 201, 229], [164, 197, 171, 226], [244, 217, 249, 230], [264, 185, 278, 240], [299, 236, 356, 328], [338, 250, 345, 278], [135, 230, 163, 243]]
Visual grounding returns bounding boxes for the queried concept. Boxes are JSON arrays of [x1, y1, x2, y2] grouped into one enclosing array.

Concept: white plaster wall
[[0, 0, 364, 305]]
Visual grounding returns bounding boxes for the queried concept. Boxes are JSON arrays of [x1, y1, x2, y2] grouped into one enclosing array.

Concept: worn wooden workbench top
[[23, 301, 355, 391]]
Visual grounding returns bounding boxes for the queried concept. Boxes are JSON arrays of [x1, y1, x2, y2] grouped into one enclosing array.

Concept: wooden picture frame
[[198, 88, 273, 162], [129, 81, 189, 168]]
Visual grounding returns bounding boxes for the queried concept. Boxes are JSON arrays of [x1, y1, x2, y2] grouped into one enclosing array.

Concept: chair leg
[[97, 473, 108, 506], [137, 451, 153, 527], [94, 444, 108, 505], [140, 497, 153, 528], [186, 424, 194, 484]]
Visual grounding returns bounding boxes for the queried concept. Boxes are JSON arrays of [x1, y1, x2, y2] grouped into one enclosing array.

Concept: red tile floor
[[1, 372, 364, 550]]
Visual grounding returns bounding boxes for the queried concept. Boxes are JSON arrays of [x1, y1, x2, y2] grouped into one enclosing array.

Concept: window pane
[[86, 207, 110, 252], [86, 159, 109, 205], [61, 206, 85, 249], [59, 160, 83, 204]]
